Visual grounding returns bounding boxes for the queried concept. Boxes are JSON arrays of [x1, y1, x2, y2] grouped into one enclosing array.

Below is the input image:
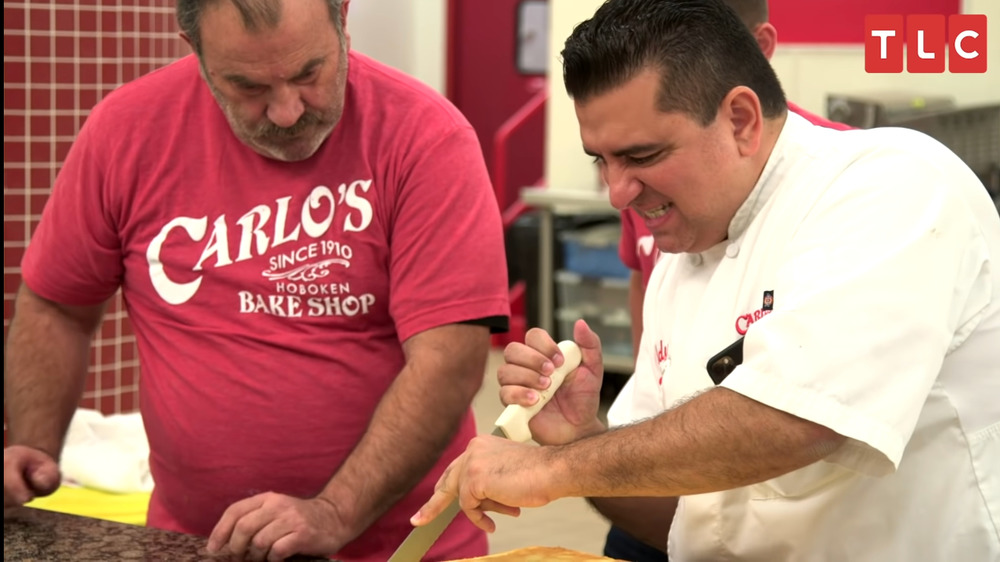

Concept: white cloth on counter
[[60, 408, 154, 494]]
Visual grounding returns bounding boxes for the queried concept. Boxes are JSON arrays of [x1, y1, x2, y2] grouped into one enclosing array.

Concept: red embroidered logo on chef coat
[[655, 340, 670, 386], [735, 291, 775, 335]]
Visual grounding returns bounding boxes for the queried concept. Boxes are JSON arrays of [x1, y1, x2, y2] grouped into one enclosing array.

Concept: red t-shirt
[[22, 53, 509, 562], [619, 102, 854, 285]]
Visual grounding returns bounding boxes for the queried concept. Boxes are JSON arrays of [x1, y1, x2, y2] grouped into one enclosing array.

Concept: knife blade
[[386, 340, 583, 562]]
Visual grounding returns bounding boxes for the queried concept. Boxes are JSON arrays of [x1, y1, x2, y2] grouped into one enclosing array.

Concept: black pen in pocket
[[706, 336, 744, 385]]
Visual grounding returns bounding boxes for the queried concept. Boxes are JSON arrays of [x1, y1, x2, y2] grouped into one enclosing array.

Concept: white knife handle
[[494, 340, 583, 443]]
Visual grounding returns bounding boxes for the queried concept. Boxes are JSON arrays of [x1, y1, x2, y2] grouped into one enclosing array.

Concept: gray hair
[[176, 0, 346, 54]]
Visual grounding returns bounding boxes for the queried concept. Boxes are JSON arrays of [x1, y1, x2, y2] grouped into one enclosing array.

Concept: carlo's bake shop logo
[[735, 290, 775, 336], [146, 180, 377, 318]]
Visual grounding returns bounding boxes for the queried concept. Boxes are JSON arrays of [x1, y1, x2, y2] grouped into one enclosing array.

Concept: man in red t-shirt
[[3, 1, 509, 561], [610, 1, 853, 560]]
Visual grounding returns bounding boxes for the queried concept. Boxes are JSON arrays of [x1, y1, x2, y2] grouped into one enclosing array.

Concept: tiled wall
[[4, 1, 188, 420]]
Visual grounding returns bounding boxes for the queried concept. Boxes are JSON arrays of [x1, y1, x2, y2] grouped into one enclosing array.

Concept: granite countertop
[[4, 507, 327, 561]]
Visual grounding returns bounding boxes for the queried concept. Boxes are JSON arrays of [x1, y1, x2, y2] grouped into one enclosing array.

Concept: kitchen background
[[5, 0, 997, 425], [3, 0, 999, 552]]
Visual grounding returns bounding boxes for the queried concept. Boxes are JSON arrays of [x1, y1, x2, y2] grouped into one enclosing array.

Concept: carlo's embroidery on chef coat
[[735, 290, 775, 335], [145, 179, 378, 318], [655, 340, 670, 386]]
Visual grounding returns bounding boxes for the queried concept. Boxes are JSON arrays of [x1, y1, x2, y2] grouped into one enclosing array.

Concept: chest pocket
[[706, 336, 744, 384]]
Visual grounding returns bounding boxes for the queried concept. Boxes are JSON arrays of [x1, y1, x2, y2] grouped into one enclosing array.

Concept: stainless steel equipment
[[827, 92, 999, 212], [826, 91, 956, 129], [893, 104, 1000, 210]]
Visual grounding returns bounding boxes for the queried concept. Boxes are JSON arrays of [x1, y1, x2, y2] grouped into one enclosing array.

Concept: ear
[[341, 0, 352, 50], [721, 86, 763, 157], [752, 22, 777, 60]]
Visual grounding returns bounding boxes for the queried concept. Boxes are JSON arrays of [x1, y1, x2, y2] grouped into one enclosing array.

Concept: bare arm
[[592, 271, 670, 549], [413, 331, 846, 533], [556, 387, 845, 499], [418, 384, 844, 529], [4, 284, 106, 458], [318, 323, 490, 542]]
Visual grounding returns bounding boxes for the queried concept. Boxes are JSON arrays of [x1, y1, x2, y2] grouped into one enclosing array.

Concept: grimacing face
[[192, 0, 350, 162], [576, 70, 754, 255]]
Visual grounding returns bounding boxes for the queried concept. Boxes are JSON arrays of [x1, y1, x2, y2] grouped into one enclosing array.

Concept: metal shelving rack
[[894, 104, 1000, 209]]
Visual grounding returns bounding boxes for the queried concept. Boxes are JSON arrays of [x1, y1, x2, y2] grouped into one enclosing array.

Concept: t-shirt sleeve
[[387, 125, 511, 342], [20, 107, 124, 306], [618, 209, 641, 271], [722, 153, 992, 477]]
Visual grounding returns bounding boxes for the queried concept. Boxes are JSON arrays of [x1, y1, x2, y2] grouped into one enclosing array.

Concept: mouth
[[255, 114, 324, 142], [638, 203, 672, 219], [263, 127, 309, 140]]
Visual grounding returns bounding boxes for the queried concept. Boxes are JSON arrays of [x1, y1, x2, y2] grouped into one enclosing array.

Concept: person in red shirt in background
[[609, 1, 853, 559]]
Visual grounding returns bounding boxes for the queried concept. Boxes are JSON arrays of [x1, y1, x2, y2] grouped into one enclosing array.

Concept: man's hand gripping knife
[[386, 340, 583, 562]]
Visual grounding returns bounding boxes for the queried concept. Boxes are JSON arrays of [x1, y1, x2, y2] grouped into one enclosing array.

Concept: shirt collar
[[726, 111, 803, 242]]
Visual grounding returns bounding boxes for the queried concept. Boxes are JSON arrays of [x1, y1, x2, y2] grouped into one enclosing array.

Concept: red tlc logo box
[[865, 14, 988, 73]]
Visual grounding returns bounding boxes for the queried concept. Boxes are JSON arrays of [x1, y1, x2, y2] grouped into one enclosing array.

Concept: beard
[[228, 106, 336, 162], [205, 55, 348, 162]]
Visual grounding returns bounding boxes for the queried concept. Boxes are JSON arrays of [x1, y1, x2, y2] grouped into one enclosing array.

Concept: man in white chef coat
[[411, 0, 1000, 560]]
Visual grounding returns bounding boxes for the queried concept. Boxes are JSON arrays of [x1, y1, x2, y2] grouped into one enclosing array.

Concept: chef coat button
[[689, 253, 703, 266], [725, 243, 740, 258]]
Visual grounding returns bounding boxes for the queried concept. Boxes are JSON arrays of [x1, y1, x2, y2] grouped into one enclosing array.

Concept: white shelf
[[520, 186, 616, 213]]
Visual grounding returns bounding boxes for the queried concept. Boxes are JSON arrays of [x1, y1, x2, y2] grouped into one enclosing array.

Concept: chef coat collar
[[726, 111, 803, 243]]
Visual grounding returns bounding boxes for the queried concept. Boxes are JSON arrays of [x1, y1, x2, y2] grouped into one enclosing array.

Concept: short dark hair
[[724, 0, 769, 29], [176, 0, 345, 55], [561, 0, 786, 125]]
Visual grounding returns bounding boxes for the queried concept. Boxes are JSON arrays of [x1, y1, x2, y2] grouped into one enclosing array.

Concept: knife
[[387, 340, 583, 562]]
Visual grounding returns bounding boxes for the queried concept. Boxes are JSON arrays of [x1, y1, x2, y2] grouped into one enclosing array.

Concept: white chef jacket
[[608, 112, 1000, 561]]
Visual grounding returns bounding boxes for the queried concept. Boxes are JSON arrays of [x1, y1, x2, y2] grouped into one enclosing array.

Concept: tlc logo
[[865, 14, 988, 73]]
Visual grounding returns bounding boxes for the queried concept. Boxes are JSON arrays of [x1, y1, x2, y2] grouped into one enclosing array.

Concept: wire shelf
[[893, 104, 1000, 177]]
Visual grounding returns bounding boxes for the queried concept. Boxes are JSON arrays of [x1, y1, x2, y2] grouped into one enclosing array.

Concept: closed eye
[[626, 152, 660, 165], [225, 75, 267, 95], [585, 145, 665, 166], [292, 58, 324, 85], [293, 68, 319, 85], [235, 83, 267, 95]]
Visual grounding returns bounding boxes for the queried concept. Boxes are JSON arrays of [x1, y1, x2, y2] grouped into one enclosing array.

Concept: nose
[[603, 163, 641, 210], [266, 84, 305, 128]]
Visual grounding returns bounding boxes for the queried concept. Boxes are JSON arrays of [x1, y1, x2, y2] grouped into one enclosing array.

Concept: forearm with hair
[[318, 324, 489, 541], [550, 387, 845, 499], [4, 285, 106, 459]]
